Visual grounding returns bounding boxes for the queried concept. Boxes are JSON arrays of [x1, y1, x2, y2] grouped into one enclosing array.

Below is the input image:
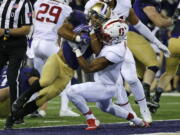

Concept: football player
[[67, 18, 149, 130], [150, 2, 180, 113], [0, 65, 40, 123], [9, 2, 107, 129], [84, 0, 172, 121], [128, 0, 173, 104], [32, 0, 79, 117]]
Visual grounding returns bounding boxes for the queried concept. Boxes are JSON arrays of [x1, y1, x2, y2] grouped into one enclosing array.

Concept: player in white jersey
[[84, 0, 159, 123], [67, 18, 149, 130], [32, 0, 72, 73], [32, 0, 79, 117]]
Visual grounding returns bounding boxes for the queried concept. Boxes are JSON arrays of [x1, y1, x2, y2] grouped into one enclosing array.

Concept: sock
[[116, 102, 137, 117], [137, 98, 148, 110], [21, 100, 39, 117], [106, 103, 131, 119], [155, 87, 163, 102], [60, 90, 69, 111], [84, 110, 96, 120], [142, 83, 150, 101], [17, 79, 42, 105]]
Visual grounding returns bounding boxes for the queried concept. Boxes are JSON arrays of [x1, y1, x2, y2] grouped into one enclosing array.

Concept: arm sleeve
[[133, 20, 161, 45], [21, 0, 33, 25]]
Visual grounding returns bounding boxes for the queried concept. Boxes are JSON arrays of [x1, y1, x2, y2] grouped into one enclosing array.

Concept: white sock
[[118, 103, 137, 118], [60, 91, 69, 111], [84, 111, 96, 120]]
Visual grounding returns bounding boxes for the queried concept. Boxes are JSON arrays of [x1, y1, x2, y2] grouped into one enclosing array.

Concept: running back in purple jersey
[[62, 10, 93, 69]]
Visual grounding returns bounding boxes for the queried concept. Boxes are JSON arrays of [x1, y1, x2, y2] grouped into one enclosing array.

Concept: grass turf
[[0, 95, 180, 129]]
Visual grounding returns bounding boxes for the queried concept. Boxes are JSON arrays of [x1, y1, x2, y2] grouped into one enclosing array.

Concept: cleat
[[38, 110, 46, 117], [28, 111, 43, 118], [128, 121, 135, 126], [140, 107, 152, 123], [4, 116, 15, 130], [85, 119, 100, 130], [14, 118, 24, 124], [12, 100, 23, 116], [59, 109, 80, 117], [142, 121, 150, 127], [147, 100, 160, 108]]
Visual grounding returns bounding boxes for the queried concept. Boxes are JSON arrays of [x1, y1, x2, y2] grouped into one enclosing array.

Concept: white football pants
[[31, 38, 59, 73]]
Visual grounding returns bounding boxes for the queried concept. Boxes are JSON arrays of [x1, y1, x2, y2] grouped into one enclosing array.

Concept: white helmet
[[102, 18, 129, 44], [55, 0, 72, 5]]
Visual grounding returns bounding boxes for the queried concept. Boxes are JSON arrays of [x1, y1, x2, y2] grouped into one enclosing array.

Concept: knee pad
[[147, 66, 159, 73]]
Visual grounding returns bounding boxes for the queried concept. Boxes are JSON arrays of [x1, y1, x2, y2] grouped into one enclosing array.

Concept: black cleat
[[147, 99, 160, 113], [4, 116, 15, 130], [14, 118, 24, 124], [12, 99, 25, 119]]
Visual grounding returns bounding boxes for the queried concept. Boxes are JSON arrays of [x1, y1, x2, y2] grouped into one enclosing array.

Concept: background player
[[150, 2, 180, 113]]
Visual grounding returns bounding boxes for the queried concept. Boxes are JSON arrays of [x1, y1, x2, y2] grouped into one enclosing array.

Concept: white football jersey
[[84, 0, 132, 19], [94, 42, 127, 85], [33, 0, 72, 40]]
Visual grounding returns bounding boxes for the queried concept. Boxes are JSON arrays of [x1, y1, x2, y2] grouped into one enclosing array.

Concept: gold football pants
[[36, 54, 74, 106], [127, 32, 159, 78], [164, 37, 180, 76]]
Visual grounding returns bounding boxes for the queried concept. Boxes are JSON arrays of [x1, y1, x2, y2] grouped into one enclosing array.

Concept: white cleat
[[38, 110, 46, 117], [140, 107, 152, 123], [59, 109, 80, 117]]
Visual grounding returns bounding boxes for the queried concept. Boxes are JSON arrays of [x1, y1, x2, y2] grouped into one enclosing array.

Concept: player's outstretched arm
[[127, 8, 170, 57]]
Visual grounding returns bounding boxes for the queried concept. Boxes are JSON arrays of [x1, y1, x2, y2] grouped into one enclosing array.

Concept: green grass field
[[0, 94, 180, 129]]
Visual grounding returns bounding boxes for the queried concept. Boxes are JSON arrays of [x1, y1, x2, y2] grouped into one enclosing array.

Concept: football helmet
[[55, 0, 72, 5], [101, 18, 129, 44], [88, 2, 111, 29]]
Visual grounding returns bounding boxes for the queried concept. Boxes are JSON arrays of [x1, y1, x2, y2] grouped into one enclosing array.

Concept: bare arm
[[127, 8, 140, 25], [58, 21, 77, 42], [77, 56, 112, 73], [143, 6, 172, 27], [90, 33, 103, 55], [0, 26, 31, 37]]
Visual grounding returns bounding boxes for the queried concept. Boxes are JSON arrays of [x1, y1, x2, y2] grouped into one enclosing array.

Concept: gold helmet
[[88, 2, 111, 29]]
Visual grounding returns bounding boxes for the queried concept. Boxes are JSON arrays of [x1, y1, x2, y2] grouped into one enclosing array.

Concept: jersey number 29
[[36, 3, 62, 24]]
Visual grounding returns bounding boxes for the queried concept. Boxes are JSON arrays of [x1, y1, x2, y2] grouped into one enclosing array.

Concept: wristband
[[74, 49, 82, 57], [75, 35, 81, 43], [4, 29, 10, 37]]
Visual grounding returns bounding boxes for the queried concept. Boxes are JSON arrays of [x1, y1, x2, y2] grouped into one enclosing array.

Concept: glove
[[155, 41, 171, 57], [67, 41, 78, 51], [80, 33, 91, 45]]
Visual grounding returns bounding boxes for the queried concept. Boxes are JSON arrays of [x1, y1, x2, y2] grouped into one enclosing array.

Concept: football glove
[[154, 40, 171, 57]]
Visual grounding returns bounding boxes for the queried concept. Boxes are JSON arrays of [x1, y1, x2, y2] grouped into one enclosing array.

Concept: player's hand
[[80, 33, 91, 45], [67, 41, 79, 52], [156, 42, 171, 57]]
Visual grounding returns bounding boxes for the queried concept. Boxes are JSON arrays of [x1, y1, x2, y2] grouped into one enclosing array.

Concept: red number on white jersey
[[36, 3, 62, 24]]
